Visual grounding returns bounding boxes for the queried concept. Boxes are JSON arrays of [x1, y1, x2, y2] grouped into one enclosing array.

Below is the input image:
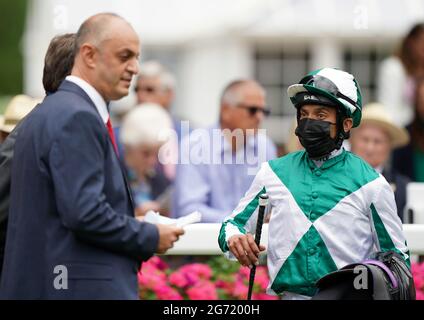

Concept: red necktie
[[106, 118, 119, 156]]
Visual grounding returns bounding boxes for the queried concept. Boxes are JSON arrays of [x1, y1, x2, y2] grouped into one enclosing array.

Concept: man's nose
[[364, 141, 376, 153], [255, 112, 264, 122], [128, 59, 139, 75], [255, 111, 264, 122]]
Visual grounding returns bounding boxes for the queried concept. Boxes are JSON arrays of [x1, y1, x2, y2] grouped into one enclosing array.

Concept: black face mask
[[295, 118, 338, 160]]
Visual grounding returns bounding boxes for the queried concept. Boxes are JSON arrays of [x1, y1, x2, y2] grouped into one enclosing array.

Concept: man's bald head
[[220, 80, 265, 107], [71, 13, 140, 101], [75, 13, 134, 53], [220, 79, 267, 133]]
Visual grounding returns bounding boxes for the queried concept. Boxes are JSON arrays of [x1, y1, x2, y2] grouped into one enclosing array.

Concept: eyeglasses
[[237, 104, 271, 117]]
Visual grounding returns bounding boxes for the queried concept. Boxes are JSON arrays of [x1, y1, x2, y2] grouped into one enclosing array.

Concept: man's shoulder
[[40, 88, 100, 125], [339, 151, 386, 194], [268, 150, 305, 167], [19, 92, 104, 149], [262, 150, 305, 179], [45, 85, 93, 111], [343, 151, 380, 180]]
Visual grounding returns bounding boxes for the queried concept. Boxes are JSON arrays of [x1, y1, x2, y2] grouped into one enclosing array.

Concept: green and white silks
[[218, 149, 410, 297]]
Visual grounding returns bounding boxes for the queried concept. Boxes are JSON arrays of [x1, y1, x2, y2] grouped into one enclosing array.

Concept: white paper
[[143, 210, 202, 227]]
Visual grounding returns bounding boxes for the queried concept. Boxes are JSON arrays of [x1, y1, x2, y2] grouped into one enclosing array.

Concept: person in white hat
[[218, 68, 410, 300], [0, 95, 41, 143], [350, 103, 410, 220]]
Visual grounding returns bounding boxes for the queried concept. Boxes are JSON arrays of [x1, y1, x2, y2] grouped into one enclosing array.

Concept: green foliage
[[207, 255, 240, 275], [0, 96, 12, 115], [0, 0, 28, 95]]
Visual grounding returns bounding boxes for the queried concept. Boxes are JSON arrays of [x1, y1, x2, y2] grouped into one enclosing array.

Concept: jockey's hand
[[228, 234, 266, 268]]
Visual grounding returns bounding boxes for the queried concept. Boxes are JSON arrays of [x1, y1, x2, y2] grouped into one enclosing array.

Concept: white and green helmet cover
[[287, 68, 363, 127]]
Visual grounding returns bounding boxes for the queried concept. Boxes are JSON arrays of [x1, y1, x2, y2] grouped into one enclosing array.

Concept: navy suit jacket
[[0, 81, 159, 299]]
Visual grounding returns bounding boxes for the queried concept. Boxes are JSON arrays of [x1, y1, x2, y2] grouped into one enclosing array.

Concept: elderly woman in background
[[120, 103, 175, 217], [350, 103, 410, 221]]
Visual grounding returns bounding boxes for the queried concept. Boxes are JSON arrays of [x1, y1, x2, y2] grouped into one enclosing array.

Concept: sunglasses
[[237, 104, 271, 117], [135, 86, 160, 94]]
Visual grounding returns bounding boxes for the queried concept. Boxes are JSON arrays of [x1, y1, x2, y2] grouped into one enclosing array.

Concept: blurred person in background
[[120, 103, 174, 217], [0, 33, 76, 279], [350, 103, 410, 221], [0, 95, 40, 143], [377, 23, 424, 127], [135, 61, 174, 109], [173, 79, 277, 223], [393, 78, 424, 182], [113, 60, 182, 181], [134, 61, 184, 137]]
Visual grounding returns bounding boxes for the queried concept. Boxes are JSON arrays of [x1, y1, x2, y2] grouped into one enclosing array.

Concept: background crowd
[[1, 22, 424, 224]]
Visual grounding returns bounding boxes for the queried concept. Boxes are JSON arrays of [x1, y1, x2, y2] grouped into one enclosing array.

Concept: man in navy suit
[[0, 13, 183, 299]]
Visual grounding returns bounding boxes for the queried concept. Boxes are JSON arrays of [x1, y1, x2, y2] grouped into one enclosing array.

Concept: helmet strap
[[335, 109, 350, 149]]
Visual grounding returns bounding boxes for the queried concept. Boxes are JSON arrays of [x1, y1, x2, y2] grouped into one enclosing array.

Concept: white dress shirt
[[65, 75, 109, 124]]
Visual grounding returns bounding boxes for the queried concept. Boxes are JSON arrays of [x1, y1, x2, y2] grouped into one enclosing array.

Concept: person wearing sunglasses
[[113, 61, 182, 171], [219, 68, 409, 300], [173, 79, 277, 223], [134, 61, 188, 145], [134, 61, 175, 112]]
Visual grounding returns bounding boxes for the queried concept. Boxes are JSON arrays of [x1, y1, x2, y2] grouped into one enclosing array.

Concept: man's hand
[[155, 224, 185, 254], [228, 234, 266, 267]]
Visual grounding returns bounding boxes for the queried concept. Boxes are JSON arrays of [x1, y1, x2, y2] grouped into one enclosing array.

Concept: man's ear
[[79, 43, 97, 69], [343, 118, 353, 133]]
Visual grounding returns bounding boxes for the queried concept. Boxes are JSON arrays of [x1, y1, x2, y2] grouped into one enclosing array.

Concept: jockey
[[218, 68, 410, 300]]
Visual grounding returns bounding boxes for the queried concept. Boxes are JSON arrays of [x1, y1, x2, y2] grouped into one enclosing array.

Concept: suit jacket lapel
[[58, 80, 136, 214]]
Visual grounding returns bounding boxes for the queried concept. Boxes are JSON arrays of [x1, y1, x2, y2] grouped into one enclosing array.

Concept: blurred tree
[[0, 0, 27, 97]]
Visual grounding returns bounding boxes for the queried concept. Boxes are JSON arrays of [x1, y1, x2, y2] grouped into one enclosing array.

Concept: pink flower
[[138, 272, 167, 289], [254, 267, 270, 290], [216, 279, 235, 295], [153, 284, 183, 300], [149, 256, 169, 271], [180, 263, 213, 280], [414, 275, 424, 290], [232, 280, 249, 299], [252, 293, 279, 300], [239, 266, 251, 278], [411, 263, 420, 274], [187, 280, 218, 300], [169, 271, 189, 288], [411, 262, 424, 299], [138, 263, 168, 290], [416, 290, 424, 301]]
